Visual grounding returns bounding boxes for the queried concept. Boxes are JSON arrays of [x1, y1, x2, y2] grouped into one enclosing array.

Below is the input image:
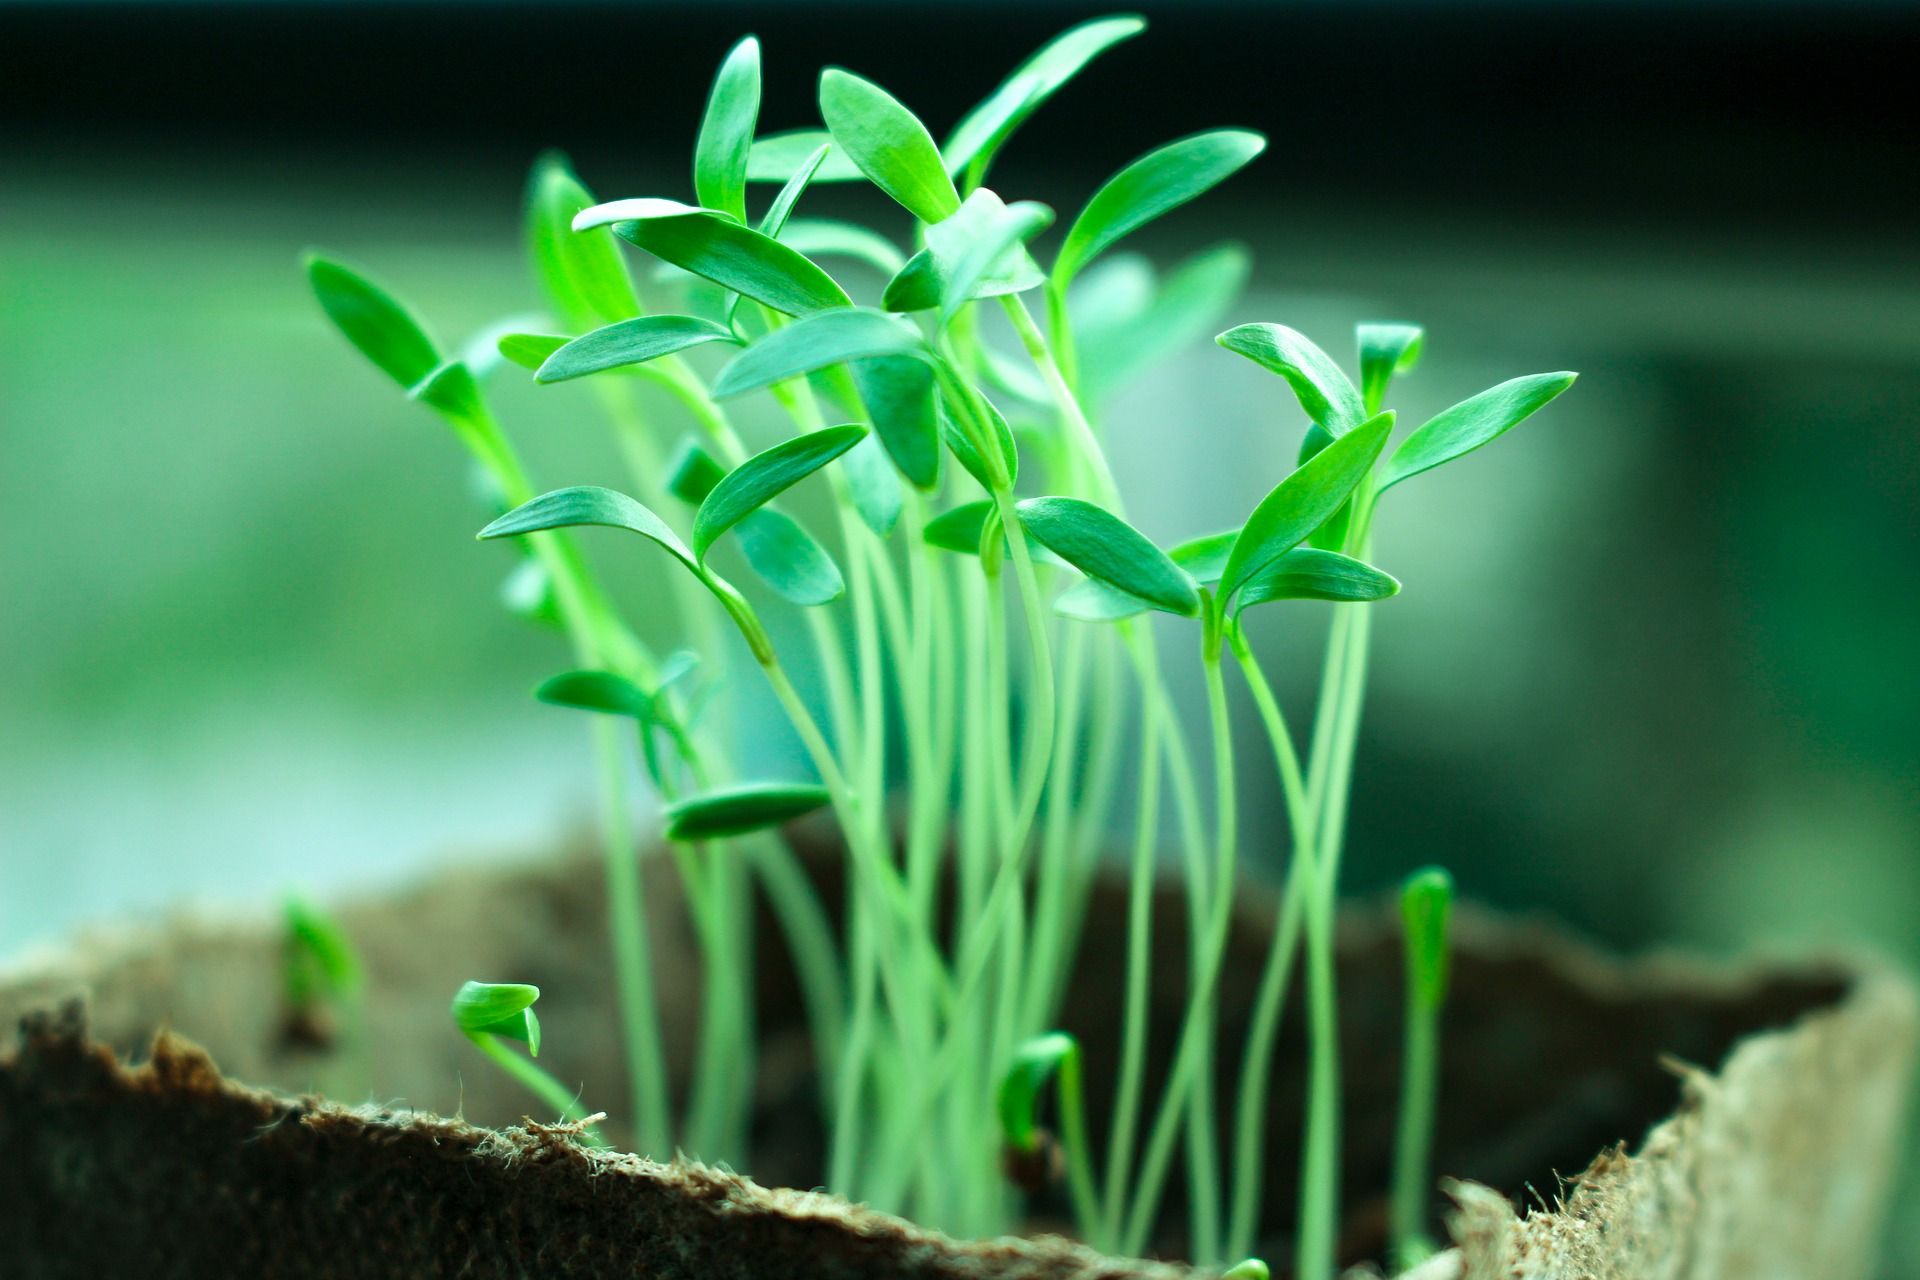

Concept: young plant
[[1392, 867, 1454, 1271], [450, 980, 606, 1146], [307, 13, 1574, 1273]]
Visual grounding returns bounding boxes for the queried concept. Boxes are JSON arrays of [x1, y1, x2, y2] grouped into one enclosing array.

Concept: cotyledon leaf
[[747, 129, 867, 183], [1377, 372, 1577, 493], [712, 308, 927, 400], [305, 252, 441, 389], [943, 14, 1147, 182], [1219, 412, 1392, 597], [941, 198, 1054, 324], [499, 333, 570, 372], [1234, 547, 1400, 613], [1052, 129, 1265, 288], [1016, 496, 1200, 618], [736, 508, 845, 605], [693, 423, 868, 559], [535, 670, 653, 719], [818, 68, 961, 223], [1053, 528, 1235, 622], [535, 315, 740, 383], [841, 430, 904, 537], [1357, 322, 1425, 417], [525, 153, 641, 330], [997, 1031, 1080, 1153], [694, 36, 761, 224], [576, 200, 853, 316], [663, 781, 834, 840], [478, 486, 698, 572], [1217, 322, 1365, 436], [851, 354, 940, 489], [450, 980, 542, 1053]]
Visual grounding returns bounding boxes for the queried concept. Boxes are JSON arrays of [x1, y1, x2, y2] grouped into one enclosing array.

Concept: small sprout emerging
[[998, 1033, 1098, 1230], [663, 782, 834, 841], [1391, 867, 1455, 1272], [283, 896, 362, 1011], [451, 980, 543, 1055]]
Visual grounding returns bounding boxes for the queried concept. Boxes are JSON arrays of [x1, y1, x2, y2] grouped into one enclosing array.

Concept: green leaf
[[577, 201, 853, 317], [663, 781, 833, 840], [535, 315, 739, 384], [305, 252, 441, 389], [408, 360, 486, 424], [694, 37, 760, 224], [780, 219, 909, 276], [479, 486, 697, 570], [937, 386, 1019, 490], [535, 669, 652, 718], [997, 1031, 1079, 1154], [1080, 242, 1249, 405], [1378, 372, 1577, 493], [694, 423, 867, 559], [1169, 529, 1239, 584], [942, 198, 1053, 324], [525, 153, 641, 330], [1220, 411, 1392, 596], [1016, 496, 1200, 617], [499, 332, 570, 372], [711, 308, 926, 400], [759, 145, 829, 240], [1053, 576, 1151, 623], [667, 436, 726, 504], [1400, 866, 1454, 1008], [851, 355, 940, 489], [737, 509, 845, 605], [283, 897, 362, 1005], [841, 431, 904, 537], [1217, 323, 1365, 436], [1357, 322, 1424, 416], [924, 500, 998, 555], [818, 68, 961, 223], [943, 14, 1147, 182], [1053, 129, 1265, 288], [450, 980, 543, 1054], [1235, 548, 1400, 613], [747, 129, 867, 184], [1221, 1261, 1270, 1280], [883, 188, 1049, 314]]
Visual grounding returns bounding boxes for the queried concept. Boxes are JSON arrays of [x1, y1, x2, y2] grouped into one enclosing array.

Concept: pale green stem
[[1390, 975, 1441, 1271], [467, 1031, 607, 1147]]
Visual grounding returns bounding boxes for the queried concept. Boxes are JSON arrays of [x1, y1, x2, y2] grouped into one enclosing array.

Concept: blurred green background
[[2, 0, 1917, 1269]]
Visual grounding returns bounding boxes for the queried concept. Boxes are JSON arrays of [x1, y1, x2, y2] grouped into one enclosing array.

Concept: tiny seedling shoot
[[307, 14, 1571, 1274]]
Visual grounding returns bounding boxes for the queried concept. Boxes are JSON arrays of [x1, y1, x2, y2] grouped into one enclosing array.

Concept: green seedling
[[1391, 868, 1454, 1271], [281, 895, 371, 1096], [451, 981, 607, 1146], [307, 13, 1574, 1271]]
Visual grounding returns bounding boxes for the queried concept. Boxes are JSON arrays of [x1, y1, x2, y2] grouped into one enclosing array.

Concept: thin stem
[[468, 1032, 607, 1146], [1390, 980, 1441, 1271]]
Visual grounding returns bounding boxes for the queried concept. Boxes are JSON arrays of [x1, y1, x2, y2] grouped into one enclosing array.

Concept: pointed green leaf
[[1080, 242, 1249, 405], [525, 153, 641, 330], [943, 14, 1147, 181], [535, 315, 739, 384], [712, 308, 926, 400], [1235, 548, 1400, 613], [747, 129, 867, 184], [1169, 529, 1239, 584], [1053, 129, 1265, 287], [1221, 411, 1392, 596], [667, 436, 726, 505], [535, 670, 652, 719], [619, 213, 851, 316], [924, 500, 998, 555], [664, 781, 833, 840], [851, 355, 940, 489], [306, 252, 441, 389], [499, 332, 570, 372], [1054, 576, 1150, 623], [998, 1031, 1079, 1154], [818, 68, 961, 223], [884, 188, 1049, 313], [1218, 323, 1365, 436], [1221, 1261, 1270, 1280], [479, 486, 697, 570], [695, 37, 760, 224], [574, 197, 719, 229], [1357, 322, 1424, 416], [937, 386, 1019, 490], [1016, 497, 1199, 617], [737, 509, 844, 605], [881, 249, 941, 313], [759, 145, 829, 241], [694, 423, 867, 558], [841, 431, 903, 537], [780, 219, 909, 276], [450, 980, 543, 1053], [1378, 372, 1577, 493], [1400, 866, 1454, 1008], [284, 897, 362, 1005], [942, 199, 1053, 323], [408, 360, 486, 424]]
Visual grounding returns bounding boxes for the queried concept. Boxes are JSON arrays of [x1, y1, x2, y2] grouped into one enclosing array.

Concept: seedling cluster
[[308, 15, 1565, 1275]]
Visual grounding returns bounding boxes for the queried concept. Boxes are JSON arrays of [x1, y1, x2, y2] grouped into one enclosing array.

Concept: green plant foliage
[[525, 153, 642, 330], [1016, 497, 1200, 617], [694, 423, 868, 558], [840, 432, 905, 537], [1217, 323, 1366, 437], [408, 360, 487, 425], [818, 68, 962, 223], [747, 128, 867, 184], [535, 315, 740, 383], [498, 332, 570, 372], [663, 781, 834, 840], [759, 145, 830, 241], [883, 188, 1051, 314], [1220, 412, 1392, 596], [695, 37, 761, 225], [479, 485, 697, 571], [535, 669, 653, 718], [1221, 1261, 1270, 1280], [576, 200, 854, 316], [283, 896, 362, 1007], [736, 507, 846, 605], [937, 389, 1019, 490], [1053, 129, 1266, 288], [780, 219, 909, 276], [942, 14, 1147, 182], [851, 355, 941, 489], [711, 308, 926, 400], [667, 437, 727, 504], [1235, 549, 1400, 614], [942, 199, 1054, 324], [1356, 323, 1424, 417], [1078, 243, 1250, 405], [998, 1031, 1079, 1153], [305, 253, 442, 389], [1377, 372, 1578, 493], [450, 980, 543, 1054], [924, 500, 998, 555]]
